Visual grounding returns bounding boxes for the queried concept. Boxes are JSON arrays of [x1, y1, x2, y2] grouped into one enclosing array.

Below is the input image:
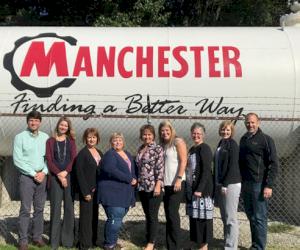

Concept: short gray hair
[[190, 122, 206, 133]]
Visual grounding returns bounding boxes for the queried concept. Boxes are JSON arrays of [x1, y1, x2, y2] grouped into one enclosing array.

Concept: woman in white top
[[158, 120, 187, 250]]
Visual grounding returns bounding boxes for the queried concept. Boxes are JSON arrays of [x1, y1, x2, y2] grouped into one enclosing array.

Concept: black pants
[[139, 191, 163, 244], [78, 191, 99, 249], [163, 182, 185, 250], [49, 175, 74, 249]]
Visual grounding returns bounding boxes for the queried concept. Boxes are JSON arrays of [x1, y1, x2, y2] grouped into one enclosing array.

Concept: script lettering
[[125, 94, 187, 114], [195, 97, 244, 117], [10, 93, 244, 118], [11, 93, 96, 116]]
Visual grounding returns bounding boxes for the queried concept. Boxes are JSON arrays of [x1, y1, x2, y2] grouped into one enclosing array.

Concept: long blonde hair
[[158, 120, 176, 147]]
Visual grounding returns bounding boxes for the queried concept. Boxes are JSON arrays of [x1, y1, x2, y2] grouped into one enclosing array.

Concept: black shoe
[[78, 243, 90, 250], [18, 243, 28, 250], [32, 239, 46, 247], [103, 247, 114, 250], [79, 247, 89, 250]]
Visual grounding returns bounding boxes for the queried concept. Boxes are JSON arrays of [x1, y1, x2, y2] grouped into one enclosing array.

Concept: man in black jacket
[[239, 113, 278, 250]]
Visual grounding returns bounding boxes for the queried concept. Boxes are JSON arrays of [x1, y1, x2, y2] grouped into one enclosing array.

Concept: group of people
[[13, 110, 278, 250]]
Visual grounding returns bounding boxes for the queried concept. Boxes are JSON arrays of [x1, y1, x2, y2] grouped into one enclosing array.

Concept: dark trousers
[[78, 192, 99, 249], [163, 182, 185, 250], [49, 175, 74, 249], [18, 174, 47, 244], [242, 181, 268, 250], [139, 191, 163, 244]]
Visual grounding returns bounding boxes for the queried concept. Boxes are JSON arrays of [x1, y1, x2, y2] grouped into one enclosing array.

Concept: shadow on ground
[[0, 217, 248, 249]]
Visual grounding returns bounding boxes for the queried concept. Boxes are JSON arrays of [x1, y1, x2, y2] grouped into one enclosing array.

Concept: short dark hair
[[26, 110, 42, 122], [139, 124, 156, 140], [82, 128, 100, 144]]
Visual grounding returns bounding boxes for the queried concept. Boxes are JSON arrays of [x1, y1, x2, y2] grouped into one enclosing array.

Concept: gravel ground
[[1, 201, 300, 249]]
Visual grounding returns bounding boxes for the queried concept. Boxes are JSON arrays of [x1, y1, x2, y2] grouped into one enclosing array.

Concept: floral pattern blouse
[[136, 142, 165, 192]]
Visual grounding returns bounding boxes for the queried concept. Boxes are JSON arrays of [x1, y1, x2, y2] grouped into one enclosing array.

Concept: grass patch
[[266, 246, 295, 250], [268, 223, 294, 234], [0, 245, 53, 250], [0, 246, 16, 250]]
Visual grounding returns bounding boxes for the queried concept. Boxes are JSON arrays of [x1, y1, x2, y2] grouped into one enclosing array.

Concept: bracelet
[[177, 175, 183, 180]]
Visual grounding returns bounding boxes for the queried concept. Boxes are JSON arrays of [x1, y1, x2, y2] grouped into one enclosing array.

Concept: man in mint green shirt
[[13, 111, 49, 250]]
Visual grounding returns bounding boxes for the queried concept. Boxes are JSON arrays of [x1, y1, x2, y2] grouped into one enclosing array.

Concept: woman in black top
[[214, 121, 241, 250], [186, 122, 214, 250], [75, 128, 103, 250]]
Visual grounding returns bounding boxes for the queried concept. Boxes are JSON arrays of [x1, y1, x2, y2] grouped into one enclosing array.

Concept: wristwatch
[[177, 175, 183, 180]]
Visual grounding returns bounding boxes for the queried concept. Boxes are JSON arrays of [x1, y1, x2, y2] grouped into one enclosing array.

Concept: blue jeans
[[103, 206, 128, 247], [242, 181, 268, 250]]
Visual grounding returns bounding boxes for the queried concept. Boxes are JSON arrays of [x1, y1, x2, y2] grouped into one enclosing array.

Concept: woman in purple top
[[136, 124, 164, 250], [46, 117, 77, 249]]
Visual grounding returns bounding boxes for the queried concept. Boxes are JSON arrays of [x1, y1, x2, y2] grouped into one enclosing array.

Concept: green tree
[[166, 0, 289, 26], [0, 0, 291, 27], [0, 4, 11, 23], [93, 0, 170, 26], [217, 0, 289, 26], [166, 0, 232, 26]]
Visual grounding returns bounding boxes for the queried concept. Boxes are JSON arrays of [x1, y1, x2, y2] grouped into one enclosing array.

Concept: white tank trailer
[[0, 2, 300, 225]]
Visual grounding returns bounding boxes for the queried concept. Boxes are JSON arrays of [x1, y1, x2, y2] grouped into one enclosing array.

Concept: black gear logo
[[3, 33, 77, 98]]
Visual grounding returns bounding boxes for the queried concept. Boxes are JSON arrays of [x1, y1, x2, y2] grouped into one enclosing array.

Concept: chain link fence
[[0, 114, 300, 248]]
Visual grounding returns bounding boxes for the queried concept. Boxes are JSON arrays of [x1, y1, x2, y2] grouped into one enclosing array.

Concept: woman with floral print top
[[136, 124, 164, 250]]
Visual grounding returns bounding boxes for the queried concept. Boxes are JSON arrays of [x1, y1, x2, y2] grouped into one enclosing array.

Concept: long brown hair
[[53, 116, 75, 140]]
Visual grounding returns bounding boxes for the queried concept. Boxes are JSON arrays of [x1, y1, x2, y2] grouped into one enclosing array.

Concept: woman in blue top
[[97, 132, 137, 250]]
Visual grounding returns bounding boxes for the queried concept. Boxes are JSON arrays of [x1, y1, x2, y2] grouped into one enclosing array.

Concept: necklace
[[56, 139, 67, 163]]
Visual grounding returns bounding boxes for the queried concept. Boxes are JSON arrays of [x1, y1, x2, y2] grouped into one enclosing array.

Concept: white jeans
[[217, 183, 241, 250]]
